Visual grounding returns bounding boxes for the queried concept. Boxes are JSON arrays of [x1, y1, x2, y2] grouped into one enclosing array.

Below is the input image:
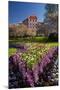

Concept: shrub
[[48, 33, 58, 42]]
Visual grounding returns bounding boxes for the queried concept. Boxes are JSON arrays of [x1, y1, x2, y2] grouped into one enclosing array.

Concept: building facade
[[23, 16, 37, 30]]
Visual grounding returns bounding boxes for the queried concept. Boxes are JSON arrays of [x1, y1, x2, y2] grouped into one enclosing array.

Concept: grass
[[9, 36, 48, 45], [9, 48, 17, 56]]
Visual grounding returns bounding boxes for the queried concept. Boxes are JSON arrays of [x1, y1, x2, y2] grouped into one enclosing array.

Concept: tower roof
[[29, 16, 37, 19]]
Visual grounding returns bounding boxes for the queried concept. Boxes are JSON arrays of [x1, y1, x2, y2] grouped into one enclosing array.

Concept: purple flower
[[32, 64, 39, 83], [26, 72, 34, 87]]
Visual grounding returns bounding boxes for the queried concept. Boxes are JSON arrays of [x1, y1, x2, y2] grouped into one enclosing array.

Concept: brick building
[[23, 16, 37, 30]]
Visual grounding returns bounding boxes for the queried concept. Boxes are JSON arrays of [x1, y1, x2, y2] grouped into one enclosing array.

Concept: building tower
[[23, 16, 37, 30]]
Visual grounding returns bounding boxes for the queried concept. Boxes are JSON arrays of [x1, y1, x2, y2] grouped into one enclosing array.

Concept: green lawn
[[9, 36, 48, 45]]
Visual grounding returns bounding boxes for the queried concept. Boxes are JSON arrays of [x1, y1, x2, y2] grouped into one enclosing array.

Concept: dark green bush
[[48, 33, 58, 42]]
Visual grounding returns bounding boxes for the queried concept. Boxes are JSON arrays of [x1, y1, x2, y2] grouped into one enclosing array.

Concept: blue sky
[[9, 1, 46, 24]]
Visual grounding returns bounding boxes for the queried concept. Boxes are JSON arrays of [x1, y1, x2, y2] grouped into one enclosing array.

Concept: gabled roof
[[28, 16, 37, 19]]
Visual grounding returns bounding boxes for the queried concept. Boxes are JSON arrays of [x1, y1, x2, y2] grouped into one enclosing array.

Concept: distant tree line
[[9, 23, 37, 38]]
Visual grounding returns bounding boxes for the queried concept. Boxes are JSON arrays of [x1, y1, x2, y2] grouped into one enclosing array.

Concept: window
[[30, 19, 31, 21], [29, 23, 32, 28]]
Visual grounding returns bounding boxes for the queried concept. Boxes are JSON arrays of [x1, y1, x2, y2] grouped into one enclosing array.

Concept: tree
[[36, 22, 48, 36], [44, 4, 58, 36], [26, 28, 36, 36], [16, 24, 28, 37], [9, 24, 17, 38]]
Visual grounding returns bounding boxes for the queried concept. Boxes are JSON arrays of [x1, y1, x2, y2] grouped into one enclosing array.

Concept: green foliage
[[44, 4, 58, 38], [48, 33, 58, 42], [9, 48, 17, 56]]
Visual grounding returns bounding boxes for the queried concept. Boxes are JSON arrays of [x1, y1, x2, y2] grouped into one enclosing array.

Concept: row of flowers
[[9, 45, 58, 88]]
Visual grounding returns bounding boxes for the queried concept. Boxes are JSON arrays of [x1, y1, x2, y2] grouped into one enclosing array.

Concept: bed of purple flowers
[[9, 45, 58, 88]]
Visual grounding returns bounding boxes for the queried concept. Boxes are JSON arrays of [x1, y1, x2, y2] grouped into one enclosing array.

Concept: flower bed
[[9, 44, 58, 88]]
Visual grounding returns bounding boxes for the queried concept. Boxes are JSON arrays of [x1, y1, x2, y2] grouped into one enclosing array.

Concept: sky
[[9, 1, 46, 24]]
